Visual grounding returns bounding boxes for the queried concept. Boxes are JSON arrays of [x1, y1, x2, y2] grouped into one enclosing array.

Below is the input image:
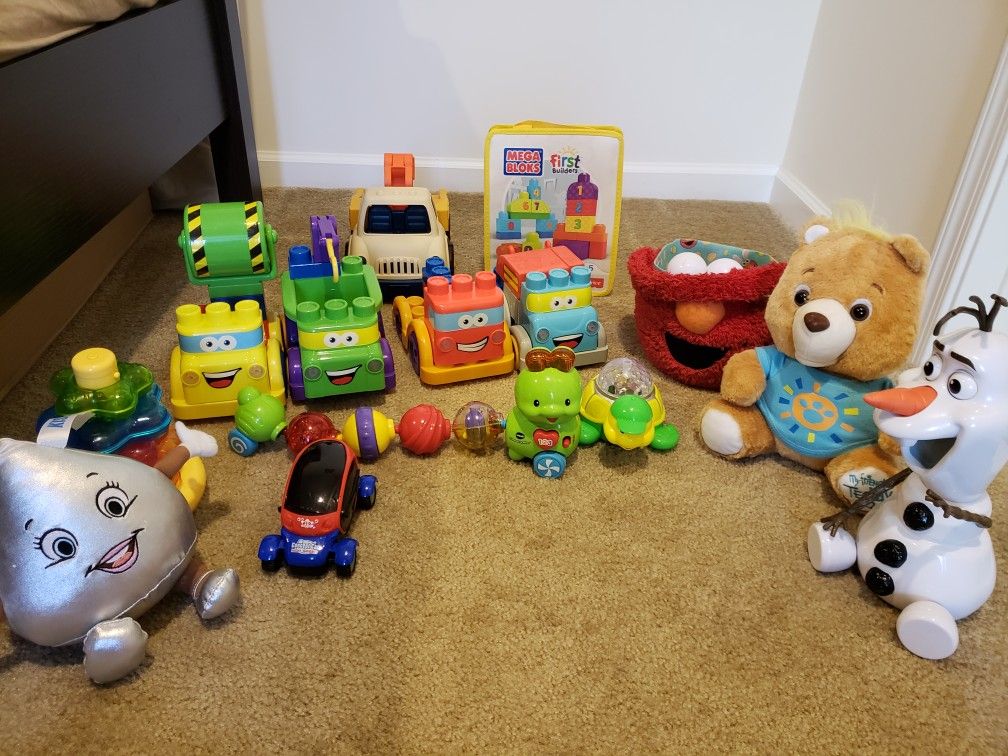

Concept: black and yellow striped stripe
[[186, 204, 209, 277], [246, 202, 265, 273]]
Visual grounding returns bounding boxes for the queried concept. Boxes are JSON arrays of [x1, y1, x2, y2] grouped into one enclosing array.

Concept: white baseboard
[[770, 169, 830, 231], [258, 150, 779, 202], [258, 151, 485, 192]]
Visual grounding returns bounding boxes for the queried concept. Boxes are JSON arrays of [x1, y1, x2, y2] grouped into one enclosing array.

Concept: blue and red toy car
[[258, 438, 376, 577]]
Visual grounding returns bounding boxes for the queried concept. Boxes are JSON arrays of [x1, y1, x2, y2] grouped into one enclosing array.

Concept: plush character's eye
[[947, 370, 977, 399], [923, 354, 942, 380], [35, 528, 78, 566], [533, 399, 540, 407], [849, 299, 872, 322], [565, 398, 571, 406], [793, 285, 811, 306], [96, 483, 133, 518]]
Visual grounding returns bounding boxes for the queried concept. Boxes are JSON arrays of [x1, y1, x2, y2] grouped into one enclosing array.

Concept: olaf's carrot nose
[[864, 385, 937, 416]]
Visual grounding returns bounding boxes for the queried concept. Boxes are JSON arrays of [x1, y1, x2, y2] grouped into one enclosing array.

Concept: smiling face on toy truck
[[295, 296, 387, 397], [506, 348, 582, 462], [523, 267, 600, 352], [170, 300, 285, 420], [425, 274, 507, 366]]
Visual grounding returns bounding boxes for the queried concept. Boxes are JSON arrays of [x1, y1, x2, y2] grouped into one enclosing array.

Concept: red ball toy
[[284, 412, 338, 456]]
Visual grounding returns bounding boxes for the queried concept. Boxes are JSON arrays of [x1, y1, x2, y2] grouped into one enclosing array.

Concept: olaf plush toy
[[808, 294, 1008, 659]]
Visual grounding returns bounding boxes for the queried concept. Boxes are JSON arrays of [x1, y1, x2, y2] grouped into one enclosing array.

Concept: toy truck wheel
[[286, 347, 306, 402], [227, 429, 258, 457], [510, 325, 532, 368], [407, 331, 421, 376], [380, 339, 396, 391], [393, 296, 413, 346], [533, 451, 566, 479]]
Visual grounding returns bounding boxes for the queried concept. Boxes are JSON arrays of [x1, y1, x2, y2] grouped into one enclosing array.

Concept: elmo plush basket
[[628, 240, 786, 390]]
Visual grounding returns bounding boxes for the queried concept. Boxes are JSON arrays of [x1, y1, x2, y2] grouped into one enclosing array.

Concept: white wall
[[239, 0, 820, 197], [773, 0, 1008, 247]]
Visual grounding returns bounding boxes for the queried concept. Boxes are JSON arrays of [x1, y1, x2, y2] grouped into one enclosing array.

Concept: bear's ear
[[890, 234, 930, 275], [803, 224, 830, 244], [801, 216, 833, 244]]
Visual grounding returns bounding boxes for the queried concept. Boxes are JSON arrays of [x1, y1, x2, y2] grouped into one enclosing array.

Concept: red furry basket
[[628, 241, 786, 390]]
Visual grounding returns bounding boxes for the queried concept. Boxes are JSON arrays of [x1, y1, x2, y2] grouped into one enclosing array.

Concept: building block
[[288, 215, 341, 281], [567, 172, 599, 201], [495, 245, 583, 298], [496, 210, 523, 240], [432, 189, 450, 233], [349, 189, 364, 230], [563, 214, 597, 233], [553, 223, 608, 261], [565, 198, 597, 217], [384, 153, 415, 187], [423, 256, 452, 283], [536, 215, 558, 238], [507, 191, 552, 220]]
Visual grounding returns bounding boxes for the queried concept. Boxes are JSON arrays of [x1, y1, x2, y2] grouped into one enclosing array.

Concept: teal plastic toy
[[228, 387, 288, 456], [505, 347, 583, 478]]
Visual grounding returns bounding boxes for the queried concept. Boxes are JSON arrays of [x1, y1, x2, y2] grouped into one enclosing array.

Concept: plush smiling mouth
[[327, 365, 361, 385], [905, 436, 957, 470], [87, 529, 143, 576], [457, 338, 489, 353], [203, 368, 241, 389], [664, 333, 729, 370], [552, 333, 583, 350]]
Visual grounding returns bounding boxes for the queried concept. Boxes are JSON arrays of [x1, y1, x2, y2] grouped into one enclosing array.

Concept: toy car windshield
[[365, 205, 431, 234], [283, 441, 349, 516]]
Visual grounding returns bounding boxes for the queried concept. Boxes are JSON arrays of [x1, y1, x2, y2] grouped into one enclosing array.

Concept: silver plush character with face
[[0, 424, 238, 683]]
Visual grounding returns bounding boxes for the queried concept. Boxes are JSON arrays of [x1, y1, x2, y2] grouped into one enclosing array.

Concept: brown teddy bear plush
[[699, 207, 930, 502]]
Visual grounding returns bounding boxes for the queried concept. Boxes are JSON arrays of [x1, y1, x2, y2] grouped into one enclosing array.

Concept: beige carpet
[[1, 189, 1006, 753]]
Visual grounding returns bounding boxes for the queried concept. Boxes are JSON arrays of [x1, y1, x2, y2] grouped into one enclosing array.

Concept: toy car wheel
[[533, 451, 566, 479], [359, 488, 377, 511], [227, 429, 258, 457], [407, 331, 421, 376], [261, 554, 283, 572], [335, 553, 357, 578]]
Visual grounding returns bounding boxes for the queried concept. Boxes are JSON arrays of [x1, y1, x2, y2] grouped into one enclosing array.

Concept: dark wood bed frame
[[0, 0, 261, 318]]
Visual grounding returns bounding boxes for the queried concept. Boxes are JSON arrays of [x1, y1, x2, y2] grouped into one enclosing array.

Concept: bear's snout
[[803, 312, 830, 332]]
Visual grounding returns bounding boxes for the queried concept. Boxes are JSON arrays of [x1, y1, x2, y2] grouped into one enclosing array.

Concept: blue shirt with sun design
[[755, 346, 891, 458]]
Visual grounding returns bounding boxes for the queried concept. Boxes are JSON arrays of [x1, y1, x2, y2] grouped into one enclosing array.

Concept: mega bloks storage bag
[[483, 121, 623, 295]]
